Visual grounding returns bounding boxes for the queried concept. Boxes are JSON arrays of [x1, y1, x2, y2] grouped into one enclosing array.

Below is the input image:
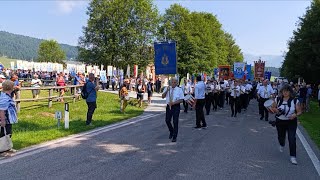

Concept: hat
[[0, 74, 6, 79]]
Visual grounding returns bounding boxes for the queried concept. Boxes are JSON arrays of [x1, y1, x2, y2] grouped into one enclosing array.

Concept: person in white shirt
[[218, 78, 227, 109], [162, 77, 184, 142], [239, 81, 246, 113], [230, 80, 241, 117], [257, 80, 274, 121], [193, 75, 207, 129], [181, 79, 191, 113], [31, 74, 42, 99], [212, 80, 220, 111], [205, 79, 214, 115], [246, 81, 253, 105], [269, 84, 302, 165]]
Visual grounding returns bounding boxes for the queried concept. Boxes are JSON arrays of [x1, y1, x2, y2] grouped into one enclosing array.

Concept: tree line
[[0, 31, 78, 61], [281, 0, 320, 84], [78, 0, 244, 75]]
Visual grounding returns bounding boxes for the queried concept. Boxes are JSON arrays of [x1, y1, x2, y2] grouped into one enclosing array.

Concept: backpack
[[81, 82, 94, 99]]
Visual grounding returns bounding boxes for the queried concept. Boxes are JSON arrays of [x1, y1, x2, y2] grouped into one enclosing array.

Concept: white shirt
[[205, 83, 212, 94], [211, 83, 220, 93], [181, 83, 191, 94], [276, 98, 299, 120], [240, 85, 246, 94], [245, 84, 253, 93], [31, 79, 42, 87], [195, 81, 206, 99], [257, 85, 274, 99], [230, 85, 240, 97], [164, 86, 184, 105]]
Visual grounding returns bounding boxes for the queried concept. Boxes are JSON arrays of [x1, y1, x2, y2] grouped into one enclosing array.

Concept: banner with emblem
[[154, 41, 177, 75], [107, 66, 113, 76], [133, 65, 138, 78], [264, 71, 272, 80], [41, 62, 48, 72], [16, 60, 23, 69], [254, 59, 265, 80], [233, 62, 245, 79], [245, 64, 252, 80], [34, 63, 41, 72], [10, 62, 15, 70], [218, 65, 230, 80]]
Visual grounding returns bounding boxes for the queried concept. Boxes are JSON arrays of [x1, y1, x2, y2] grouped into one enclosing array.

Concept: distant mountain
[[0, 31, 78, 60], [243, 53, 284, 68]]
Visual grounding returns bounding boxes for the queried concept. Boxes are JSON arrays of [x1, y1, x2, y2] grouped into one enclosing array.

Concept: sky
[[0, 0, 311, 62]]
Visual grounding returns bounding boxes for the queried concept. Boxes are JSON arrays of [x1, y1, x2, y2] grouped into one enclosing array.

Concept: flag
[[126, 64, 130, 78]]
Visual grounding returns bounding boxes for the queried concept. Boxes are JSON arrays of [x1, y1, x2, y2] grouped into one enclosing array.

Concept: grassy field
[[12, 90, 144, 150], [0, 56, 18, 68], [299, 100, 320, 148]]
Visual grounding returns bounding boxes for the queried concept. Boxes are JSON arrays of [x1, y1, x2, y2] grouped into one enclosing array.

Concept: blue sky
[[0, 0, 311, 57]]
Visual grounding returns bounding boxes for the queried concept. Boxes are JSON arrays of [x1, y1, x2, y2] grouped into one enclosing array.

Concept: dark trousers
[[226, 92, 231, 104], [205, 93, 213, 115], [230, 97, 240, 116], [276, 119, 298, 157], [86, 102, 97, 125], [259, 98, 269, 120], [183, 94, 189, 112], [213, 93, 219, 110], [112, 82, 115, 91], [241, 94, 249, 110], [101, 83, 107, 90], [0, 124, 12, 138], [219, 91, 225, 108], [165, 104, 180, 138], [196, 99, 206, 127]]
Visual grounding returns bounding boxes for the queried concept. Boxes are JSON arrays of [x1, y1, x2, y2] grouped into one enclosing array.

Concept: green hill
[[0, 31, 78, 60]]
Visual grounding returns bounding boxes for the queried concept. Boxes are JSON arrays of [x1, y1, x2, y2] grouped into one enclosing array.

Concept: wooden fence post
[[16, 90, 21, 113], [73, 87, 76, 103], [48, 88, 53, 108]]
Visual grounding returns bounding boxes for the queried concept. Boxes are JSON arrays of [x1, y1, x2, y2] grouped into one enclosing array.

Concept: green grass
[[299, 100, 320, 148], [12, 90, 145, 150], [0, 56, 18, 68]]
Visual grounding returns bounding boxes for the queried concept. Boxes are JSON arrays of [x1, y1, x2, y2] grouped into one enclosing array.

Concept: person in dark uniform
[[257, 80, 274, 121], [212, 80, 220, 111], [193, 75, 207, 129], [230, 80, 240, 117], [162, 77, 184, 142], [205, 79, 214, 115]]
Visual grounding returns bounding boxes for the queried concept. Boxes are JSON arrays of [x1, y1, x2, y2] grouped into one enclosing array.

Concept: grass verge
[[299, 100, 320, 148], [12, 90, 145, 150]]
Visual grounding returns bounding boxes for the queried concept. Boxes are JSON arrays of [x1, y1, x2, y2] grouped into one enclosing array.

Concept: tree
[[159, 4, 243, 76], [37, 40, 66, 63], [78, 0, 159, 71], [281, 0, 320, 83]]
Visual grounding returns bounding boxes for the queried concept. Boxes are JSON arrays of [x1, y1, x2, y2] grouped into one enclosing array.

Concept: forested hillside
[[0, 31, 78, 60]]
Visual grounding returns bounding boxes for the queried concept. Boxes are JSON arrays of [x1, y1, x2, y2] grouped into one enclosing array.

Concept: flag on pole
[[134, 65, 138, 78], [126, 64, 130, 78]]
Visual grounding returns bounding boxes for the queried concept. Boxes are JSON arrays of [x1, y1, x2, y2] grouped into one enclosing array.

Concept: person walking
[[162, 77, 184, 142], [306, 84, 312, 112], [193, 75, 207, 129], [85, 73, 99, 126], [257, 80, 274, 121], [147, 78, 154, 104], [212, 80, 220, 111], [119, 83, 129, 113], [181, 79, 191, 113], [230, 80, 240, 117], [269, 84, 302, 165], [0, 80, 18, 155], [205, 79, 214, 115], [136, 80, 145, 108]]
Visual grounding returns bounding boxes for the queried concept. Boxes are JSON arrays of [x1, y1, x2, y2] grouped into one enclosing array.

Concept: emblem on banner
[[161, 54, 169, 66]]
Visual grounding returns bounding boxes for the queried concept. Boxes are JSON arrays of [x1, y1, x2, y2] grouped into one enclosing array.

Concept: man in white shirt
[[212, 80, 220, 111], [181, 79, 191, 113], [257, 80, 274, 121], [205, 79, 214, 115], [230, 80, 241, 117], [193, 75, 207, 129], [162, 77, 184, 142], [218, 78, 227, 109], [31, 74, 42, 99]]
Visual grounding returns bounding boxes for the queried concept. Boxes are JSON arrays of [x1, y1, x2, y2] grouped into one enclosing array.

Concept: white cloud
[[55, 1, 87, 14]]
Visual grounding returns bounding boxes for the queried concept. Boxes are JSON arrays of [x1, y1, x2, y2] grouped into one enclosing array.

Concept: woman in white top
[[31, 74, 42, 99], [269, 84, 302, 165]]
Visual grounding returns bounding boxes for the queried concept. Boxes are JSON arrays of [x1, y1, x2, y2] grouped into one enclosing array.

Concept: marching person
[[212, 80, 220, 111], [85, 73, 100, 126], [239, 81, 246, 113], [162, 77, 184, 142], [257, 80, 274, 121], [269, 84, 302, 165], [147, 78, 154, 104], [218, 78, 226, 109], [136, 80, 145, 108], [181, 79, 191, 113], [245, 81, 253, 108], [230, 80, 240, 117], [205, 78, 214, 115], [193, 75, 207, 129]]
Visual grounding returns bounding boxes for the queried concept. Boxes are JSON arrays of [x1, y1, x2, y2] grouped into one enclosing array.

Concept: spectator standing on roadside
[[85, 73, 99, 126], [31, 74, 42, 99]]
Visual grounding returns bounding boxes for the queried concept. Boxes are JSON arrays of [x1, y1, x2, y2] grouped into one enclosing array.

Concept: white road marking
[[297, 128, 320, 176], [0, 113, 163, 164]]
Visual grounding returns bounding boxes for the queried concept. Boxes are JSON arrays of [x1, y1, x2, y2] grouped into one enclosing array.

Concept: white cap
[[0, 74, 6, 79]]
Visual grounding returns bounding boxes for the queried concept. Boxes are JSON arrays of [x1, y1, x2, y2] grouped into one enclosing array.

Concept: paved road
[[0, 93, 319, 180]]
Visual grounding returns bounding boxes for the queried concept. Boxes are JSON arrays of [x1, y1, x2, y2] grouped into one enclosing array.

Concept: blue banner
[[154, 42, 177, 75], [264, 71, 272, 80], [233, 62, 245, 79], [245, 65, 252, 80], [214, 68, 219, 75]]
